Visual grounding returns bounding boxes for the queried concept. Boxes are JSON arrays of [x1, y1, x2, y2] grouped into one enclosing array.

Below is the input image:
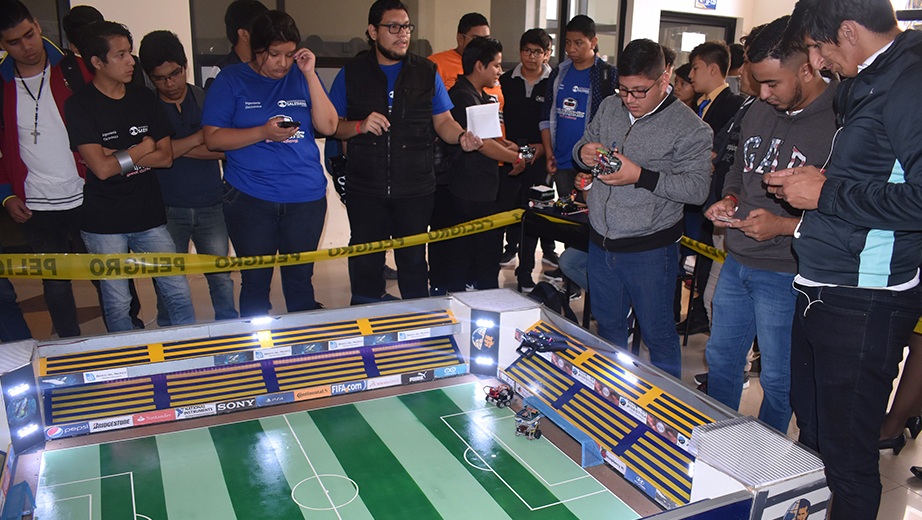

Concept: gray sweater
[[573, 94, 713, 249], [723, 80, 838, 273]]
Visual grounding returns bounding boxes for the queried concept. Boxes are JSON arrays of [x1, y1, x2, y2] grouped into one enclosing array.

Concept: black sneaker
[[500, 249, 517, 267], [543, 268, 564, 282], [518, 276, 536, 293], [676, 317, 710, 335], [743, 371, 750, 389], [568, 287, 582, 301], [694, 372, 708, 385], [542, 251, 560, 268], [383, 265, 398, 280]]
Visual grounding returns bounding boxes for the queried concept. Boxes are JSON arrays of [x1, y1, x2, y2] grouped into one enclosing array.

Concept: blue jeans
[[156, 204, 237, 325], [588, 241, 682, 378], [222, 182, 326, 317], [791, 283, 922, 520], [82, 226, 195, 332], [558, 248, 588, 291], [704, 255, 796, 431]]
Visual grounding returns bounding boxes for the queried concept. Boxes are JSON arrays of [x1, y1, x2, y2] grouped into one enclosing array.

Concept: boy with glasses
[[572, 39, 712, 378]]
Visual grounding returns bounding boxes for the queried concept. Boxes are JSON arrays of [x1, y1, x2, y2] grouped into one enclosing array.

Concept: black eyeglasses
[[520, 48, 545, 57], [150, 67, 183, 83], [615, 82, 660, 99], [377, 23, 416, 35]]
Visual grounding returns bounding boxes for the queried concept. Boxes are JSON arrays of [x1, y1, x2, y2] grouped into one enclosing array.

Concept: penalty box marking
[[35, 471, 137, 520], [440, 411, 609, 512]]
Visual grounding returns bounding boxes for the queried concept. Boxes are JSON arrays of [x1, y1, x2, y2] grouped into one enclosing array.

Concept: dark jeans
[[496, 163, 554, 262], [791, 283, 922, 520], [444, 195, 503, 292], [347, 191, 434, 304], [156, 204, 237, 326], [223, 182, 326, 317], [428, 185, 454, 294], [0, 242, 31, 342]]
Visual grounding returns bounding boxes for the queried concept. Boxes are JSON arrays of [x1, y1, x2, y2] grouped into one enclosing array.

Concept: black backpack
[[527, 282, 578, 322]]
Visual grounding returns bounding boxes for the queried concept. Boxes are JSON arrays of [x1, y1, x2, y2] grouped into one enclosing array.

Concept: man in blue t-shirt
[[140, 31, 237, 325], [329, 0, 481, 305], [540, 15, 617, 203]]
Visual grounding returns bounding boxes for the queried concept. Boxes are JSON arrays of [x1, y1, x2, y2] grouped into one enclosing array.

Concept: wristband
[[355, 121, 362, 135], [458, 131, 466, 144], [726, 194, 739, 207], [113, 149, 135, 175], [514, 153, 523, 165]]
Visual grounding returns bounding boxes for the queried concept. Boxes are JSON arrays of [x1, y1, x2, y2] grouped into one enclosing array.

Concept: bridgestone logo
[[90, 416, 133, 432]]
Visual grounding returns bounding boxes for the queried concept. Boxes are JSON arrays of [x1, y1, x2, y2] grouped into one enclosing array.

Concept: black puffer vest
[[344, 51, 436, 198]]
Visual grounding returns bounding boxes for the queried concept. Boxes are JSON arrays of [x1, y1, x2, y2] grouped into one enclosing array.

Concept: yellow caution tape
[[0, 209, 524, 280], [679, 236, 726, 263]]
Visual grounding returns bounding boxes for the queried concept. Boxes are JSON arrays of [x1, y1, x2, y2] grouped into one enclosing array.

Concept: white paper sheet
[[466, 103, 503, 139]]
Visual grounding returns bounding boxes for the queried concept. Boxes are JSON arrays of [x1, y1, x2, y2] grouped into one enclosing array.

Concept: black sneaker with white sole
[[543, 268, 564, 282], [542, 251, 560, 268], [500, 249, 517, 267]]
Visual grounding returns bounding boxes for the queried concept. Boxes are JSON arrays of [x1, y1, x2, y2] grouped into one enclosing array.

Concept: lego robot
[[514, 406, 543, 440], [483, 384, 514, 408], [515, 329, 568, 359]]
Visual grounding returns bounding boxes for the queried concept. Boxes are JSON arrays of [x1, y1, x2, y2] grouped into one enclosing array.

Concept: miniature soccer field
[[34, 382, 640, 520]]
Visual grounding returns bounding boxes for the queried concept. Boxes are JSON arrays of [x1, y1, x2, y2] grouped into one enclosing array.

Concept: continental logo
[[295, 386, 331, 401]]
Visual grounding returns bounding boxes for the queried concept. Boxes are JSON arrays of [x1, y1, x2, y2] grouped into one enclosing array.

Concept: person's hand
[[358, 112, 390, 136], [575, 171, 593, 191], [530, 143, 544, 163], [579, 142, 605, 168], [139, 135, 157, 155], [294, 48, 316, 75], [705, 196, 738, 227], [4, 197, 32, 223], [459, 131, 483, 152], [264, 117, 298, 142], [596, 150, 641, 186], [732, 208, 794, 241], [510, 155, 526, 176], [545, 154, 557, 175], [764, 165, 826, 210]]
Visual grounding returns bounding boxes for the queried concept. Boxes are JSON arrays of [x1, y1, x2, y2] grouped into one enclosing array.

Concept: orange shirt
[[429, 49, 504, 126]]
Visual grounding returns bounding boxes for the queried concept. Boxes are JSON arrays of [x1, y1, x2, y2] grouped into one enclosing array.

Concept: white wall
[[622, 0, 796, 43], [86, 0, 195, 73]]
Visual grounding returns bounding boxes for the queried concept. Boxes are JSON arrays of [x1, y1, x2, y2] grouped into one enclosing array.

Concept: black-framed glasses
[[520, 48, 546, 57], [615, 82, 657, 99], [150, 66, 183, 83], [377, 23, 415, 35]]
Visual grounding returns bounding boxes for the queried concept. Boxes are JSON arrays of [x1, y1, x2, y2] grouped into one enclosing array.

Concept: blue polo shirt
[[157, 85, 223, 208]]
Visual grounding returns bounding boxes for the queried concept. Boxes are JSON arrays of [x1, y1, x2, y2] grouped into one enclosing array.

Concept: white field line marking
[[34, 493, 92, 520], [473, 416, 591, 487], [284, 414, 343, 520], [37, 472, 138, 520]]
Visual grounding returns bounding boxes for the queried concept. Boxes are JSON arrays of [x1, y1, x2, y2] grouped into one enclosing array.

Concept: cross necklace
[[14, 56, 48, 145]]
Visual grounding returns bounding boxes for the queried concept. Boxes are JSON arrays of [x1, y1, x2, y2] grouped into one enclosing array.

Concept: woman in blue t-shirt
[[203, 10, 337, 316]]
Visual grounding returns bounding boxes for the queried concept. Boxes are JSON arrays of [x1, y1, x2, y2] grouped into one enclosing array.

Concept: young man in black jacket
[[444, 37, 524, 292], [770, 1, 922, 517]]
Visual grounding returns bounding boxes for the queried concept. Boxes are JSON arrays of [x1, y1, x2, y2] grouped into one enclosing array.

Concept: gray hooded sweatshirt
[[723, 79, 838, 273], [573, 94, 713, 252]]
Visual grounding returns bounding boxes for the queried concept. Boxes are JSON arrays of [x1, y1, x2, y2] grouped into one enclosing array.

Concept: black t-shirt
[[65, 83, 173, 234], [448, 76, 500, 202]]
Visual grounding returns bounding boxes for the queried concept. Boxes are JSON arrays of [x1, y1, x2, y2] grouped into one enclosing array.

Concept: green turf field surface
[[34, 382, 639, 520]]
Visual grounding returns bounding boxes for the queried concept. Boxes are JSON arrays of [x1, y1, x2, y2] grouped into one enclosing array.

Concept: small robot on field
[[484, 384, 514, 408], [515, 407, 543, 440]]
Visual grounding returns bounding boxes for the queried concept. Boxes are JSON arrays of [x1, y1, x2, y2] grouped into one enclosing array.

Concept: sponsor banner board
[[133, 410, 176, 426], [83, 367, 129, 384], [367, 333, 396, 345], [401, 369, 434, 385], [89, 415, 134, 433], [292, 342, 327, 355], [331, 380, 367, 396], [214, 351, 254, 366], [216, 398, 258, 414], [256, 392, 295, 407], [434, 365, 466, 378], [175, 403, 216, 420], [44, 422, 90, 440], [329, 337, 364, 351], [294, 386, 331, 401], [365, 375, 401, 390], [397, 329, 430, 341], [253, 346, 292, 361]]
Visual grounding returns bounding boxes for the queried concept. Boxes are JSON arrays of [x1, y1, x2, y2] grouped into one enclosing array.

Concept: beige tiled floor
[[6, 180, 922, 519]]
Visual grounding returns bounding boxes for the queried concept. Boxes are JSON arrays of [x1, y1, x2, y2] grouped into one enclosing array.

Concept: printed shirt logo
[[277, 99, 308, 108], [572, 85, 590, 94], [102, 130, 118, 142], [128, 125, 149, 136], [245, 101, 262, 109]]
